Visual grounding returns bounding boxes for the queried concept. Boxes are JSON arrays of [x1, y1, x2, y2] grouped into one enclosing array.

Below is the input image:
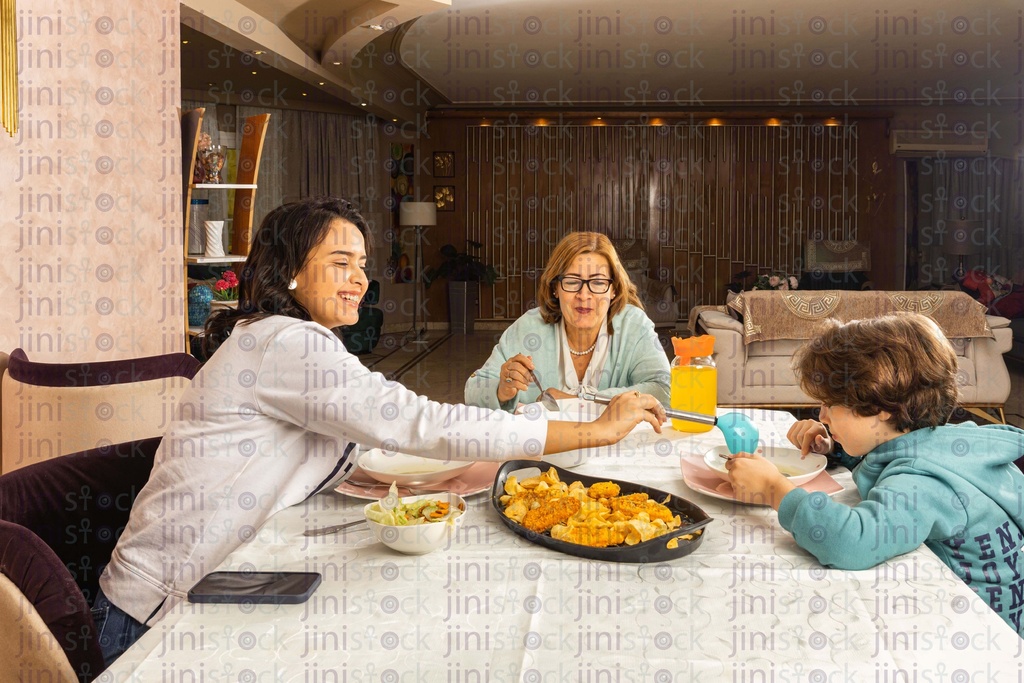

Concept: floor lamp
[[399, 201, 437, 345], [946, 219, 981, 281]]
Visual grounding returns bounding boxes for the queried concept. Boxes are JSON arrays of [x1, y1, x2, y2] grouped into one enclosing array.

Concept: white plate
[[680, 455, 843, 505], [357, 448, 475, 487], [702, 445, 828, 486], [336, 462, 500, 501]]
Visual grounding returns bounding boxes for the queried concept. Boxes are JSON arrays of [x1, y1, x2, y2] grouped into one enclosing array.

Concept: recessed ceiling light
[[251, 71, 257, 75], [302, 92, 308, 97], [253, 50, 265, 55], [596, 117, 602, 120], [392, 118, 398, 122], [182, 40, 189, 44], [332, 61, 342, 66], [360, 103, 367, 107], [318, 81, 325, 86], [368, 23, 384, 30]]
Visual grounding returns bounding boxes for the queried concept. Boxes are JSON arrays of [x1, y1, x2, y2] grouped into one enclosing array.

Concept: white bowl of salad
[[363, 486, 468, 555]]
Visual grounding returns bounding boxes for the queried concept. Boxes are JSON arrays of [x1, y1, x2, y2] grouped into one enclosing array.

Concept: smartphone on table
[[187, 571, 322, 605]]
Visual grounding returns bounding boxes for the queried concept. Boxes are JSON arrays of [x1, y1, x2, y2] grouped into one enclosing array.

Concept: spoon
[[574, 390, 761, 455]]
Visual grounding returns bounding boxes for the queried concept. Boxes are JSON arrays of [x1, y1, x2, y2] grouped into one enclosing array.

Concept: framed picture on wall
[[434, 185, 455, 212], [433, 151, 455, 178]]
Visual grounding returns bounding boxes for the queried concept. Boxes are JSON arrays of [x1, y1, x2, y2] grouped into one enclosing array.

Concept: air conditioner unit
[[889, 129, 988, 156]]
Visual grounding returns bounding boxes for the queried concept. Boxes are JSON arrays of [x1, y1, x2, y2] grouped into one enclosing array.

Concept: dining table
[[99, 407, 1023, 680]]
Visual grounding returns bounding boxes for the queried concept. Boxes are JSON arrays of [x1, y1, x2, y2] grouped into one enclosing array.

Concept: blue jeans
[[91, 586, 150, 668]]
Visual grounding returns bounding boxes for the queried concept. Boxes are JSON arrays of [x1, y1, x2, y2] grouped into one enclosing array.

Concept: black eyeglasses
[[556, 276, 613, 294]]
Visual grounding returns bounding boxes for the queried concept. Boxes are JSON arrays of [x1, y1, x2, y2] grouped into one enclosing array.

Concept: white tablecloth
[[101, 409, 1023, 680]]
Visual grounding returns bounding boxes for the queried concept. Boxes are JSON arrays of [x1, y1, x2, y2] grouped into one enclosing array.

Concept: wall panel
[[467, 124, 860, 320]]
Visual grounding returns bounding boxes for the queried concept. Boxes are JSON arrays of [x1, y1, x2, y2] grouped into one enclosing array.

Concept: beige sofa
[[690, 290, 1013, 423]]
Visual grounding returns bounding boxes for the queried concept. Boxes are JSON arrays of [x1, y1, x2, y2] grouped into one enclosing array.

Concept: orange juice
[[670, 364, 717, 432], [669, 335, 717, 433]]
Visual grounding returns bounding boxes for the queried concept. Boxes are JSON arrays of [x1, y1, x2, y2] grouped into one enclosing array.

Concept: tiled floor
[[361, 329, 506, 404], [364, 330, 1024, 430]]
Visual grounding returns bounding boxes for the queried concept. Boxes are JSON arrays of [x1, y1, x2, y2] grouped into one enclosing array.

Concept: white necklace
[[568, 340, 597, 356]]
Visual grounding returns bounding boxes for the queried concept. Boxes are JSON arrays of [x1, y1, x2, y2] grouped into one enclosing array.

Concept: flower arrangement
[[752, 273, 799, 291], [728, 270, 799, 292], [212, 269, 239, 301]]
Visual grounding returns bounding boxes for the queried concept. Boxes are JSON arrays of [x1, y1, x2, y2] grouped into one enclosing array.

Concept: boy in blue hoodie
[[726, 313, 1024, 635]]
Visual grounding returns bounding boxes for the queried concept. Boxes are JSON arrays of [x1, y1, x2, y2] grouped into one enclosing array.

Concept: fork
[[303, 519, 368, 537]]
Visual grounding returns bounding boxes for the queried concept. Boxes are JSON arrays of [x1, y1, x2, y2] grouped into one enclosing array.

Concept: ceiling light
[[392, 118, 398, 122], [251, 71, 257, 75], [360, 103, 367, 107], [318, 81, 325, 86], [707, 118, 724, 126], [824, 118, 841, 126], [181, 40, 189, 44], [368, 23, 385, 31], [332, 61, 342, 66], [302, 92, 307, 97], [253, 50, 265, 55], [766, 118, 782, 126]]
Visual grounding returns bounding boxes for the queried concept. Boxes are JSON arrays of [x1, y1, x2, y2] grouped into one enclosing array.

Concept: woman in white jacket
[[93, 197, 665, 666]]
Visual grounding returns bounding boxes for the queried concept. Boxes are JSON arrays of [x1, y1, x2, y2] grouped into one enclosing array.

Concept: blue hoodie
[[778, 422, 1024, 634]]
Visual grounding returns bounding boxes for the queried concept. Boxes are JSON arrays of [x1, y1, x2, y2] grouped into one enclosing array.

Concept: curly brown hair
[[793, 313, 959, 432], [535, 232, 642, 334]]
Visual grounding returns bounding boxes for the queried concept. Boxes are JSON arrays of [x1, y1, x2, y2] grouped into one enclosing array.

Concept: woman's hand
[[595, 391, 667, 439], [496, 354, 536, 403], [725, 453, 795, 509], [787, 420, 834, 456], [542, 391, 666, 455]]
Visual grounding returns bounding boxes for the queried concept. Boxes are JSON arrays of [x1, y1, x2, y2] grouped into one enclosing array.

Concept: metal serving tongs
[[564, 389, 761, 455]]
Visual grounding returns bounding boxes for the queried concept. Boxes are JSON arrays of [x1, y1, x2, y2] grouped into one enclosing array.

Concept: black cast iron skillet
[[490, 459, 712, 563]]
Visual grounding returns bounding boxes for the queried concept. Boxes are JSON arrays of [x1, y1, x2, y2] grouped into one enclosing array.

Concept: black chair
[[337, 279, 384, 355], [0, 437, 160, 681]]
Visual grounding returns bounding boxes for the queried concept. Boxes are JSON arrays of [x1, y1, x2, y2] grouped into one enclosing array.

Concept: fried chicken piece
[[522, 496, 581, 533], [587, 481, 621, 499], [609, 493, 675, 523], [554, 521, 625, 548]]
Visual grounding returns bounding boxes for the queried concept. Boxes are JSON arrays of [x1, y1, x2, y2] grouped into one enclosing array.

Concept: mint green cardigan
[[464, 305, 671, 412]]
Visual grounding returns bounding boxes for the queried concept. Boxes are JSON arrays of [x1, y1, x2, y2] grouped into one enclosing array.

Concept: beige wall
[[0, 1, 182, 362]]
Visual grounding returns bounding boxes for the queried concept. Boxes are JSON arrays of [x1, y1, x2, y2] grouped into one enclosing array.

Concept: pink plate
[[336, 461, 501, 501], [679, 455, 843, 505]]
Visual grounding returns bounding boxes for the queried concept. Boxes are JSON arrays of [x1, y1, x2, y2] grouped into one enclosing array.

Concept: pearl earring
[[288, 279, 298, 290]]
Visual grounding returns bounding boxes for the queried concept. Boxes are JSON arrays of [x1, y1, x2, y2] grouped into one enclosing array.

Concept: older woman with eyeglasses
[[465, 232, 671, 412]]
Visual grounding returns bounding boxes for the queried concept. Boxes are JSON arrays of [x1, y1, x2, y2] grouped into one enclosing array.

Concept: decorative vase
[[199, 144, 226, 184], [188, 285, 214, 327], [204, 220, 226, 258]]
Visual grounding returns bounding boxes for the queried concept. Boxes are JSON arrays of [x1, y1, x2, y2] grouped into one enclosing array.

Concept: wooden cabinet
[[179, 109, 270, 337]]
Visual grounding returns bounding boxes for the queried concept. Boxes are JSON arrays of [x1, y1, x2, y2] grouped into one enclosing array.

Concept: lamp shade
[[399, 201, 437, 227], [946, 220, 982, 256]]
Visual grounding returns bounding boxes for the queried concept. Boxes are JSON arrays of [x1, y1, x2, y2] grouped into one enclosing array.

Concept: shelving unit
[[179, 109, 270, 340]]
